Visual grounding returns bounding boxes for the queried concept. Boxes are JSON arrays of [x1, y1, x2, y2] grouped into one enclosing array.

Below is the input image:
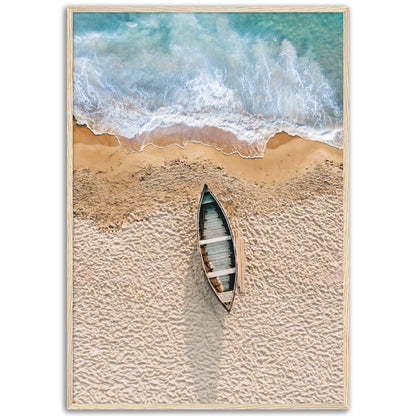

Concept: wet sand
[[72, 124, 345, 405]]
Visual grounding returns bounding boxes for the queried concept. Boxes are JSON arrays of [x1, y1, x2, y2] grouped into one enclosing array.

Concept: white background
[[1, 0, 415, 414]]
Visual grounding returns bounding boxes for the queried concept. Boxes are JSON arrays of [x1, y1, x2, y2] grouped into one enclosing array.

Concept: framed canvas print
[[67, 6, 349, 409]]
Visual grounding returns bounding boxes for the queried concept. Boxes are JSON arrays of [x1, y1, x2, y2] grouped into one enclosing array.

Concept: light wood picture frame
[[67, 6, 349, 409]]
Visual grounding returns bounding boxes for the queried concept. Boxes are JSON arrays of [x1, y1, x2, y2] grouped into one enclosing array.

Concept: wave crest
[[73, 13, 343, 157]]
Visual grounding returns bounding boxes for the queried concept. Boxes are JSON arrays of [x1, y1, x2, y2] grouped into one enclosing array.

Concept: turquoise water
[[73, 12, 344, 154]]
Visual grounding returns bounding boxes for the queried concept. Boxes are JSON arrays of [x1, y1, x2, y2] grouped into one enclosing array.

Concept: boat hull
[[197, 185, 238, 312]]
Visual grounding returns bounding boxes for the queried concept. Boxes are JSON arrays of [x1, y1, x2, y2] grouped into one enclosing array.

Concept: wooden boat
[[197, 184, 238, 312]]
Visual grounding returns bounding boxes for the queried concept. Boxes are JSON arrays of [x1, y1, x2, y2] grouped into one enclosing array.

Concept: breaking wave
[[73, 12, 344, 157]]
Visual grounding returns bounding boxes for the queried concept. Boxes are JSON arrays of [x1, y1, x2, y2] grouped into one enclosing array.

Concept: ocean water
[[73, 12, 344, 157]]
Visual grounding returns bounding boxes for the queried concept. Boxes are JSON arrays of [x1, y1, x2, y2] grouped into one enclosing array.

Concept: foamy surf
[[73, 12, 344, 157]]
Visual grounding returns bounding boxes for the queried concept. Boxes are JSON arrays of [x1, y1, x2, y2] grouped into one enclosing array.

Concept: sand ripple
[[72, 160, 344, 405]]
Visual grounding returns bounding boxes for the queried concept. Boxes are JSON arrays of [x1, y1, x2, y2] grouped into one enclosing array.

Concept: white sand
[[72, 155, 344, 405]]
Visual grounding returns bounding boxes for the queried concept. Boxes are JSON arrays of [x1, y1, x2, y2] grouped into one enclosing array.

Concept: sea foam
[[73, 12, 344, 157]]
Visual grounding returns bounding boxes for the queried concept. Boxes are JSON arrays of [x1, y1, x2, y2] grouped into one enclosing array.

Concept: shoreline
[[73, 123, 343, 187]]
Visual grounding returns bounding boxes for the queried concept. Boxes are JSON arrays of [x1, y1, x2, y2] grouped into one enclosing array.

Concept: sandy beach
[[72, 124, 345, 405]]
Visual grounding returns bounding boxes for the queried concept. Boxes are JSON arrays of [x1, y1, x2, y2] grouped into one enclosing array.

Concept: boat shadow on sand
[[183, 248, 227, 404]]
